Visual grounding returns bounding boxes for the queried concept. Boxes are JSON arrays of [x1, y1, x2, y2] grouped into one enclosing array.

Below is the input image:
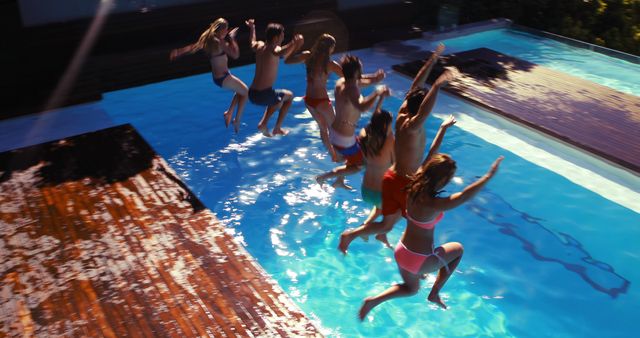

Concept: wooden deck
[[0, 125, 321, 337], [393, 48, 640, 174]]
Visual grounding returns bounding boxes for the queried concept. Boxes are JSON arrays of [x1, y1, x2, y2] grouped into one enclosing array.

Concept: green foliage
[[440, 0, 640, 55]]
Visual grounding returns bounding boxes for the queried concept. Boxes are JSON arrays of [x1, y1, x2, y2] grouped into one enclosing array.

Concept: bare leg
[[233, 94, 248, 133], [258, 103, 281, 137], [222, 75, 249, 132], [356, 206, 381, 242], [309, 102, 339, 162], [359, 269, 420, 320], [223, 94, 238, 127], [420, 242, 464, 309], [338, 212, 401, 254], [272, 90, 293, 136], [316, 165, 361, 190]]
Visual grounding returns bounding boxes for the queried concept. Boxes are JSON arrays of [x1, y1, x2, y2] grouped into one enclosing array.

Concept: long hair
[[305, 34, 336, 78], [341, 54, 362, 80], [178, 18, 228, 56], [359, 109, 392, 158], [406, 153, 457, 202]]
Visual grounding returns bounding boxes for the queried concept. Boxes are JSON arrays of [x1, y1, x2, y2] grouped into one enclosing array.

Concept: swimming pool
[[4, 28, 640, 337]]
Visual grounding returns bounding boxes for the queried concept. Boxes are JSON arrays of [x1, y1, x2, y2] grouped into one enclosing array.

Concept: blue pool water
[[11, 29, 639, 337]]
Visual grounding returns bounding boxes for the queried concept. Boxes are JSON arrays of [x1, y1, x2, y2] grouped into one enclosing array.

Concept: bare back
[[362, 131, 394, 190], [393, 104, 426, 177], [332, 79, 362, 137], [251, 44, 280, 90]]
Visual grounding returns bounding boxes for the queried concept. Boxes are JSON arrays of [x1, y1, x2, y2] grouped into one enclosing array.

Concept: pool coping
[[422, 18, 640, 64]]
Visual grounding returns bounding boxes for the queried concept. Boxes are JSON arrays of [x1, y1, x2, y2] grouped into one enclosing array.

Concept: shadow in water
[[467, 189, 630, 299], [156, 163, 206, 214], [393, 47, 537, 87], [0, 124, 155, 186]]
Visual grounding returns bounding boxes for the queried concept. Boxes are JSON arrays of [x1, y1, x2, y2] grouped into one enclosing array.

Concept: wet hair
[[306, 34, 336, 77], [360, 109, 392, 158], [406, 153, 457, 202], [188, 18, 228, 55], [266, 23, 285, 42], [341, 54, 362, 80], [405, 87, 428, 116]]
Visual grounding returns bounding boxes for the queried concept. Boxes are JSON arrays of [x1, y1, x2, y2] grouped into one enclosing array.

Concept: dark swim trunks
[[213, 71, 230, 87], [249, 87, 285, 106]]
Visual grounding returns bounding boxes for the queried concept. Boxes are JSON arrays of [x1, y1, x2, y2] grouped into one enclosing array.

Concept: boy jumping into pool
[[315, 54, 388, 189], [246, 19, 303, 136], [339, 44, 460, 253]]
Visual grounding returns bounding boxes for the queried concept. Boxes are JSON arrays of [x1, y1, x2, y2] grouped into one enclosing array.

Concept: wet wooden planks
[[393, 48, 640, 173], [0, 124, 321, 337]]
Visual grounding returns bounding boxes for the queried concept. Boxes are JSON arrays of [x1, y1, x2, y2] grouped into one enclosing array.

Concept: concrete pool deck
[[0, 124, 321, 337]]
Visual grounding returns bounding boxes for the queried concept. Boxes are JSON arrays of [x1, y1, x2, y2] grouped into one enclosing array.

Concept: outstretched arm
[[348, 86, 388, 112], [374, 92, 386, 112], [423, 115, 456, 164], [329, 60, 344, 77], [359, 69, 385, 87], [276, 34, 304, 61], [169, 44, 198, 60], [405, 67, 458, 131], [246, 19, 260, 51], [284, 50, 310, 64], [410, 43, 445, 91], [432, 156, 503, 211]]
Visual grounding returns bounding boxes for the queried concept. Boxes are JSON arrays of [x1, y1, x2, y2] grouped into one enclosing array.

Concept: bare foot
[[272, 128, 289, 136], [338, 231, 356, 254], [374, 233, 392, 248], [358, 298, 375, 321], [332, 179, 352, 190], [232, 119, 240, 133], [315, 175, 326, 187], [223, 110, 233, 128], [428, 293, 447, 309], [258, 124, 272, 137]]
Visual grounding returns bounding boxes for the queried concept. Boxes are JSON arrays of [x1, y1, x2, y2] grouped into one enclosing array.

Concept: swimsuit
[[213, 71, 230, 87], [394, 212, 449, 275], [361, 185, 382, 208], [211, 51, 230, 87], [381, 169, 412, 216], [329, 127, 364, 167], [304, 96, 331, 109], [249, 87, 285, 106]]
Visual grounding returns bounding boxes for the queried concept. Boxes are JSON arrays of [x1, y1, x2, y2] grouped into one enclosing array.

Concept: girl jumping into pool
[[286, 34, 343, 161], [354, 95, 394, 227], [170, 18, 248, 132], [359, 143, 503, 319]]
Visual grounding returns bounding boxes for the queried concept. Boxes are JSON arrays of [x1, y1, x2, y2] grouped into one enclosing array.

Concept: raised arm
[[329, 60, 343, 77], [221, 27, 240, 59], [373, 92, 386, 112], [348, 86, 388, 113], [246, 19, 260, 51], [277, 34, 304, 63], [284, 50, 310, 64], [432, 156, 503, 211], [405, 67, 458, 131], [423, 115, 456, 164], [409, 43, 445, 91], [359, 69, 385, 87]]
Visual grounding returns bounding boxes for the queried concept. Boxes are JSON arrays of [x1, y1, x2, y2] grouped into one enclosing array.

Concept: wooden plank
[[0, 124, 321, 337], [392, 48, 640, 173]]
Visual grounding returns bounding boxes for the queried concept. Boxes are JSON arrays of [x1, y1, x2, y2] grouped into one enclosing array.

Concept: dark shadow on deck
[[0, 125, 154, 186]]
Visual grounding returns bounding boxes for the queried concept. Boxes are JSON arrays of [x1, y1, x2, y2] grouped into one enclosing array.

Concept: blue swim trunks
[[249, 87, 285, 106]]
